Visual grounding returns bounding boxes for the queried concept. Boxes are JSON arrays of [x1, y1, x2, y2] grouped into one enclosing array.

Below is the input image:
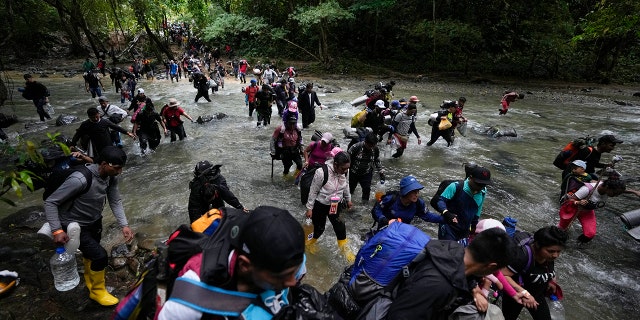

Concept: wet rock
[[0, 113, 19, 129], [110, 257, 127, 270], [613, 100, 630, 106], [633, 92, 640, 97], [55, 114, 78, 126]]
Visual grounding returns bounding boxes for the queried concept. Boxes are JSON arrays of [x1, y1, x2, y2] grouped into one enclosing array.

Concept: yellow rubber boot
[[306, 238, 318, 254], [82, 258, 92, 292], [86, 266, 119, 306], [337, 239, 355, 264]]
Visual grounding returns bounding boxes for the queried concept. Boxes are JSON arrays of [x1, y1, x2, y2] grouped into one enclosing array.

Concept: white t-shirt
[[574, 182, 607, 206]]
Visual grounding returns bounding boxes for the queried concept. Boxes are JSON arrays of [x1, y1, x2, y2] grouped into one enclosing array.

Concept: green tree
[[292, 1, 354, 66], [573, 0, 640, 80]]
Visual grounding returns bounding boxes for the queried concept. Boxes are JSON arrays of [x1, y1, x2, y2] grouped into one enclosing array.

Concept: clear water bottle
[[547, 294, 565, 320], [303, 218, 314, 242], [50, 247, 80, 291], [375, 181, 386, 201]]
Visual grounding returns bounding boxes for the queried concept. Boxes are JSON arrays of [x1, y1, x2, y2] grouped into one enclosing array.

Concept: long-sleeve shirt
[[372, 193, 443, 225], [392, 112, 420, 138], [71, 118, 129, 156], [347, 141, 383, 176], [44, 164, 128, 231], [306, 160, 351, 210]]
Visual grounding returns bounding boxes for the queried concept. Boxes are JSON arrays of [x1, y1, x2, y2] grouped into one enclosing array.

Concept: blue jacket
[[373, 192, 443, 225], [436, 180, 485, 239]]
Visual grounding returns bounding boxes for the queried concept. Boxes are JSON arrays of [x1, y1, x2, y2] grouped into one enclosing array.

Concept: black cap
[[238, 206, 305, 273], [599, 135, 623, 144], [99, 146, 127, 166], [470, 167, 492, 184]]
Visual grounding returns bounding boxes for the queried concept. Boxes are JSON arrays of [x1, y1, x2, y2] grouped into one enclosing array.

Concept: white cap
[[571, 160, 587, 169], [137, 88, 145, 94], [321, 132, 333, 143], [475, 219, 506, 234], [375, 100, 386, 108]]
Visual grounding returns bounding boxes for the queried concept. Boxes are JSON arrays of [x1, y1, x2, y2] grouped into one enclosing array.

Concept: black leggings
[[311, 201, 347, 240], [502, 292, 551, 320], [75, 219, 108, 271], [427, 125, 453, 146]]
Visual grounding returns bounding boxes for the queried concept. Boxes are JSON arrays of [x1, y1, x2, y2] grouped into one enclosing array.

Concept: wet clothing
[[98, 104, 128, 146], [71, 118, 129, 156], [255, 88, 273, 126], [297, 90, 321, 128], [245, 85, 259, 117], [391, 111, 419, 157], [44, 164, 128, 270], [84, 72, 102, 98], [22, 80, 51, 121], [271, 125, 303, 174], [128, 96, 154, 113], [435, 180, 486, 241], [162, 107, 188, 141], [427, 110, 455, 147], [387, 240, 476, 320], [503, 244, 557, 320], [558, 182, 606, 241], [306, 141, 333, 167], [134, 110, 163, 151], [187, 172, 244, 223], [372, 194, 443, 225], [347, 141, 384, 201], [194, 75, 211, 102], [500, 92, 519, 115], [573, 146, 602, 174], [306, 160, 351, 240]]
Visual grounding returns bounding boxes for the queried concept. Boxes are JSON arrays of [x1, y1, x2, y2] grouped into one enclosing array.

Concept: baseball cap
[[250, 79, 257, 84], [475, 219, 506, 234], [571, 160, 587, 169], [409, 96, 420, 103], [98, 96, 108, 102], [470, 167, 492, 185], [321, 132, 333, 143], [137, 88, 145, 94], [399, 98, 408, 105], [23, 74, 33, 80], [288, 78, 295, 83], [399, 176, 424, 196], [238, 206, 305, 273], [287, 115, 298, 124], [375, 100, 386, 108], [98, 146, 127, 166], [599, 134, 623, 144]]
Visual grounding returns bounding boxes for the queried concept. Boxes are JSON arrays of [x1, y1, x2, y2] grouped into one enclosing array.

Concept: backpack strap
[[169, 277, 256, 316]]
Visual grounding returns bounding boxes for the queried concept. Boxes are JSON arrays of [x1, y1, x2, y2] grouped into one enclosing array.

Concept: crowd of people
[[20, 43, 638, 320]]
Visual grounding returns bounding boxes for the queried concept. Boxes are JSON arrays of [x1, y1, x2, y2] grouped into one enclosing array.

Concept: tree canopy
[[0, 0, 638, 82]]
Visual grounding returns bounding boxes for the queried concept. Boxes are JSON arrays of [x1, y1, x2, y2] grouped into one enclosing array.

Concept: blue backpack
[[348, 222, 431, 304]]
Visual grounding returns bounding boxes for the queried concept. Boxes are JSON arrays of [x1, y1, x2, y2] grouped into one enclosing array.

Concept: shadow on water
[[2, 72, 640, 318]]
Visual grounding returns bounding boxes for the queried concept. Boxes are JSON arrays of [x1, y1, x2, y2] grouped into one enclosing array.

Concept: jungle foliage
[[0, 0, 639, 82]]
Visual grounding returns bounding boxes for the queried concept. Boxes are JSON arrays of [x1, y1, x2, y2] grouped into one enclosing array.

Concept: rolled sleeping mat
[[343, 127, 359, 139], [427, 112, 438, 126], [350, 95, 368, 106], [620, 208, 640, 229], [625, 225, 640, 242]]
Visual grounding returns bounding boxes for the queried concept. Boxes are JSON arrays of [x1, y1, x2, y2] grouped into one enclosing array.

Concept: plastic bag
[[45, 103, 55, 115], [438, 117, 452, 130]]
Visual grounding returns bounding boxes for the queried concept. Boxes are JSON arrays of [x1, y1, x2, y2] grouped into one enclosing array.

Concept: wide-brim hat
[[399, 176, 424, 196], [168, 98, 179, 107]]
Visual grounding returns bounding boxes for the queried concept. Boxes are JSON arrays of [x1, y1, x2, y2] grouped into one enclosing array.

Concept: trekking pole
[[271, 154, 274, 178]]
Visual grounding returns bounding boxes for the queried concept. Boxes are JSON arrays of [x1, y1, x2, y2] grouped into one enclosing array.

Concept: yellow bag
[[438, 117, 452, 130], [191, 208, 223, 235], [351, 109, 368, 128]]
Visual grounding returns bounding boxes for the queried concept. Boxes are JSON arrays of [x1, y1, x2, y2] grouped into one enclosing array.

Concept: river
[[2, 70, 639, 320]]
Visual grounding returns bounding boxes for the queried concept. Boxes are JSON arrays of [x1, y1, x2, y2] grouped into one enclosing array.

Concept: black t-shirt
[[507, 245, 556, 297], [135, 111, 162, 131]]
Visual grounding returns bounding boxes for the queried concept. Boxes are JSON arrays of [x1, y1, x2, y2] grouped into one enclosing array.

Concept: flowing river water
[[2, 70, 639, 319]]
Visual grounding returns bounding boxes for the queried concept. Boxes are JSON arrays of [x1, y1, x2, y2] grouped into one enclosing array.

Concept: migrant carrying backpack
[[112, 207, 248, 320], [299, 164, 329, 205], [351, 108, 368, 128], [42, 165, 93, 200], [429, 179, 464, 213], [327, 222, 431, 319], [552, 136, 596, 170]]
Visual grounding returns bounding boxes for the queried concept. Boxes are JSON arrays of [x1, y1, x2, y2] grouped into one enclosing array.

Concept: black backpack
[[42, 165, 93, 200], [299, 164, 329, 205], [429, 179, 464, 213]]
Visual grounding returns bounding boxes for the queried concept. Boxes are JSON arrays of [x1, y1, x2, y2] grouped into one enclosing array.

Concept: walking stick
[[271, 155, 274, 178]]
